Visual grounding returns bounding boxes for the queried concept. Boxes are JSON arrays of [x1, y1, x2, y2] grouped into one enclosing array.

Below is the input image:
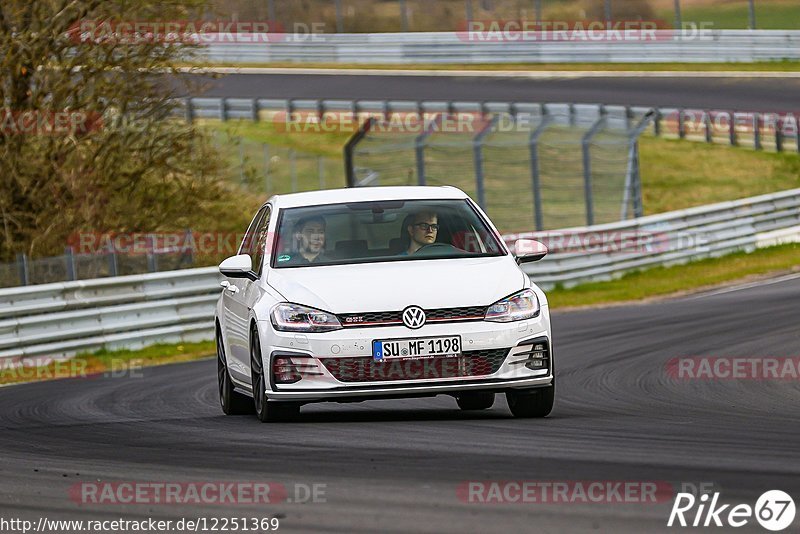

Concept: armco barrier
[[0, 268, 221, 362], [200, 30, 800, 64], [2, 188, 799, 362], [509, 188, 800, 288]]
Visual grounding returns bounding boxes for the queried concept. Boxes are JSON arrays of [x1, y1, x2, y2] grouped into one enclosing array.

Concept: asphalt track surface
[[1, 275, 799, 533], [186, 72, 800, 111]]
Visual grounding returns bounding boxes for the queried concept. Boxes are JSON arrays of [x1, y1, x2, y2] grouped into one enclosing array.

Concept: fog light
[[273, 357, 302, 384]]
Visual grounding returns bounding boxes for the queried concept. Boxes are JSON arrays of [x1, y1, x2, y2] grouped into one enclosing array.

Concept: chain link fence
[[348, 104, 652, 233], [1, 247, 194, 289], [209, 130, 342, 196]]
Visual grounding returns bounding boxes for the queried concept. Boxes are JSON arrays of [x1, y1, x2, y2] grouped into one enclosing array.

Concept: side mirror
[[514, 239, 548, 264], [219, 254, 258, 281]]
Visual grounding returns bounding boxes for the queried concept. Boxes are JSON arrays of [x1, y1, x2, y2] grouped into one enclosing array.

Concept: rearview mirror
[[219, 254, 258, 281], [514, 239, 548, 264]]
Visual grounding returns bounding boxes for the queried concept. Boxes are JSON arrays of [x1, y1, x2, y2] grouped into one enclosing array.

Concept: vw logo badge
[[402, 306, 426, 329]]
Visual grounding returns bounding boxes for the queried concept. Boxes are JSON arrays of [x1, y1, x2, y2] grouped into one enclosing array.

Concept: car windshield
[[271, 199, 505, 268]]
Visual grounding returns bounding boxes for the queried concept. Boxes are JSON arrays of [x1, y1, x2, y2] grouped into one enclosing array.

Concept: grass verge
[[547, 242, 800, 309], [0, 341, 215, 387], [639, 136, 800, 214]]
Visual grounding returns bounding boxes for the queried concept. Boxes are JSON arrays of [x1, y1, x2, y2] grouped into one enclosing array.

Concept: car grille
[[319, 348, 510, 383], [338, 306, 487, 328]]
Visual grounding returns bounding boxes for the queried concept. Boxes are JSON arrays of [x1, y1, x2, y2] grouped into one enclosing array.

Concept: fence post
[[534, 0, 542, 24], [775, 117, 784, 152], [414, 115, 441, 186], [251, 98, 260, 122], [729, 111, 738, 146], [582, 110, 607, 227], [674, 0, 682, 30], [184, 98, 194, 123], [64, 246, 76, 281], [753, 113, 762, 150], [335, 0, 344, 32], [704, 111, 712, 143], [268, 0, 276, 25], [529, 114, 552, 231], [622, 110, 655, 220], [654, 108, 662, 137], [399, 0, 409, 31], [678, 109, 686, 139], [220, 97, 228, 121], [604, 0, 612, 24], [16, 253, 29, 286], [748, 0, 756, 30], [343, 117, 375, 187], [473, 116, 499, 211], [107, 250, 118, 277], [149, 235, 159, 272], [263, 143, 271, 193], [632, 143, 644, 219], [290, 149, 298, 191], [184, 228, 194, 268], [465, 0, 473, 22]]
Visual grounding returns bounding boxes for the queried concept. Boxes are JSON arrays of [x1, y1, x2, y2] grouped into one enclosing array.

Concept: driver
[[404, 210, 439, 255], [285, 215, 328, 265]]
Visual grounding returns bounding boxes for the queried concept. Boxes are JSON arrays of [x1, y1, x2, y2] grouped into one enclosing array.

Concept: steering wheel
[[413, 243, 457, 255]]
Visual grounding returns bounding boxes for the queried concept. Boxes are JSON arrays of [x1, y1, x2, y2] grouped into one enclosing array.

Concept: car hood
[[267, 256, 527, 313]]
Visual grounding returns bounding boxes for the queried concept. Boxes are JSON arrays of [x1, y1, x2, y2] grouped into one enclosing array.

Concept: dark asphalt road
[[185, 73, 800, 111], [1, 275, 798, 533]]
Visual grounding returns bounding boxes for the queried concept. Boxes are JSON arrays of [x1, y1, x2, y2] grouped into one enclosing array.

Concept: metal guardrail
[[199, 30, 800, 64], [508, 187, 800, 289], [0, 268, 221, 362], [2, 188, 798, 362]]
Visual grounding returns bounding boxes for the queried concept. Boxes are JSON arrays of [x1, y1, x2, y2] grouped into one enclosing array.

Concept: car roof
[[269, 186, 469, 209]]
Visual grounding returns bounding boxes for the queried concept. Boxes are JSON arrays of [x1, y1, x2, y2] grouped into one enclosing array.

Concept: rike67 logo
[[668, 490, 796, 531]]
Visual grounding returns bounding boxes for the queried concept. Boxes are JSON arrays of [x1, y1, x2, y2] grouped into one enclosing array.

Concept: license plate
[[372, 336, 462, 361]]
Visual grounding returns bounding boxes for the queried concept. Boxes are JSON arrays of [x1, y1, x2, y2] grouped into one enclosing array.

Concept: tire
[[455, 391, 495, 411], [217, 328, 253, 415], [250, 325, 301, 423], [505, 382, 555, 418]]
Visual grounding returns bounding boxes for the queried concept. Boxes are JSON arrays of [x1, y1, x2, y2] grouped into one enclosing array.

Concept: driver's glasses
[[413, 223, 439, 232]]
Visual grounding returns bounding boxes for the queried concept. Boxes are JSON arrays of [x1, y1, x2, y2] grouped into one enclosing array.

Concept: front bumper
[[258, 308, 553, 402]]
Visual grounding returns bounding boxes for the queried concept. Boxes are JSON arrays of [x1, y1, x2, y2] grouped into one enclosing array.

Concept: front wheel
[[217, 329, 253, 415], [250, 326, 300, 423], [505, 382, 555, 418]]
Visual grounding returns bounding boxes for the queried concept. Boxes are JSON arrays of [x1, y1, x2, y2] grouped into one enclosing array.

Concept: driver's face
[[409, 215, 438, 246], [297, 221, 325, 254]]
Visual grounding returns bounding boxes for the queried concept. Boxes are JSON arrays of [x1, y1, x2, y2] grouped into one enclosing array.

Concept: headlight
[[271, 303, 342, 332], [485, 289, 540, 322]]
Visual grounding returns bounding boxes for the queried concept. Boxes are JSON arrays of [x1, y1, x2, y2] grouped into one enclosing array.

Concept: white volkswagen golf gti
[[215, 186, 554, 422]]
